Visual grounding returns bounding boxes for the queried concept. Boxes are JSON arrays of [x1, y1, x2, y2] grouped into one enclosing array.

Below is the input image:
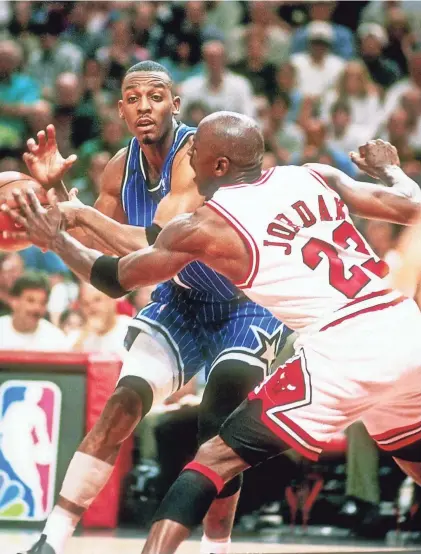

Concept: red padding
[[184, 461, 225, 495], [82, 354, 133, 529]]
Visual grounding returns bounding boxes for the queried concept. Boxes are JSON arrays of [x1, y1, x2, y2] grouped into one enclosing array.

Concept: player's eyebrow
[[124, 82, 168, 92]]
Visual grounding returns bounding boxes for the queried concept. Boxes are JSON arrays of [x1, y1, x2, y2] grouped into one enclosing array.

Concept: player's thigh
[[118, 300, 205, 408]]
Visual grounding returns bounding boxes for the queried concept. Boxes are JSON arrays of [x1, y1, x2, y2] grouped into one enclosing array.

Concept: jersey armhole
[[120, 139, 135, 214], [206, 199, 260, 289]]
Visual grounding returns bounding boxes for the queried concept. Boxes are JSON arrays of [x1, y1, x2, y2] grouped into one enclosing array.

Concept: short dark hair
[[125, 61, 173, 85], [10, 272, 51, 298], [331, 100, 351, 116], [271, 91, 291, 110]]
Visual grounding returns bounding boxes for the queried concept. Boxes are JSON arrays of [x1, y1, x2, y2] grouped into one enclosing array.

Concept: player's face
[[119, 72, 180, 146], [188, 133, 228, 197]]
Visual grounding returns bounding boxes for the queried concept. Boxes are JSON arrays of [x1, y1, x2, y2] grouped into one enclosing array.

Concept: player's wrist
[[377, 164, 403, 186]]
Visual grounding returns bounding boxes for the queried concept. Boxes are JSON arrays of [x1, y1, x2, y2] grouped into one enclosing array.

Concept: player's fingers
[[12, 189, 32, 217], [46, 124, 56, 142], [64, 154, 78, 168], [1, 204, 28, 229], [26, 189, 43, 213], [1, 230, 28, 240], [27, 138, 38, 153], [22, 152, 32, 166], [37, 130, 46, 148], [68, 187, 79, 200]]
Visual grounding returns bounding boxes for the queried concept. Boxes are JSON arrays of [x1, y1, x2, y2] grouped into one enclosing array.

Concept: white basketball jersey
[[207, 166, 392, 331]]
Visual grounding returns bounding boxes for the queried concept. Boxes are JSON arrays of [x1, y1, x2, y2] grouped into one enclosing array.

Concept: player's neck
[[139, 123, 177, 175]]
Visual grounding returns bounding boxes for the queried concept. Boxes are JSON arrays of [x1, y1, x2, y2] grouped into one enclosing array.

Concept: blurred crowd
[[1, 0, 421, 534]]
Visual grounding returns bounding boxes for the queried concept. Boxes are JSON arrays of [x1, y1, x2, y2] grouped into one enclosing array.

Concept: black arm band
[[90, 255, 129, 299], [146, 223, 162, 245]]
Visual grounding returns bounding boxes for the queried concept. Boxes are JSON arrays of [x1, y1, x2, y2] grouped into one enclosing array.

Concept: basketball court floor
[[1, 530, 420, 554]]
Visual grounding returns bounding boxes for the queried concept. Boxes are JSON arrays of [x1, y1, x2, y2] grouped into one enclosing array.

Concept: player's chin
[[137, 130, 159, 145]]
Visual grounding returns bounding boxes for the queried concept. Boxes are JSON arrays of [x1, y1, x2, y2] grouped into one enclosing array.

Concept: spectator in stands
[[382, 108, 417, 163], [384, 6, 411, 76], [274, 62, 305, 124], [291, 119, 357, 177], [321, 60, 381, 134], [7, 1, 38, 60], [68, 282, 131, 356], [0, 39, 41, 156], [227, 1, 290, 67], [263, 92, 304, 165], [291, 21, 345, 100], [229, 26, 277, 98], [181, 40, 255, 118], [327, 101, 372, 155], [0, 272, 68, 351], [158, 31, 204, 85], [77, 114, 126, 176], [26, 12, 84, 100], [382, 43, 421, 128], [131, 1, 160, 60], [60, 3, 101, 56], [182, 100, 210, 128], [96, 15, 145, 93], [71, 151, 111, 206], [0, 252, 23, 316], [291, 1, 355, 60], [182, 1, 224, 44], [358, 23, 402, 90], [401, 88, 421, 155], [59, 308, 84, 336]]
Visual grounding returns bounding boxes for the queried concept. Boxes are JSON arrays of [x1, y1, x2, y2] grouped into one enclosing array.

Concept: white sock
[[200, 534, 231, 554], [42, 452, 113, 554], [42, 505, 78, 554]]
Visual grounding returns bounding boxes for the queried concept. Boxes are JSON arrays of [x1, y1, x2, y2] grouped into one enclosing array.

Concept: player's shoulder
[[99, 146, 129, 194]]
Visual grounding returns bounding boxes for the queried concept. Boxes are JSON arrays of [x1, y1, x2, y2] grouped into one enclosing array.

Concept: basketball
[[0, 171, 49, 252]]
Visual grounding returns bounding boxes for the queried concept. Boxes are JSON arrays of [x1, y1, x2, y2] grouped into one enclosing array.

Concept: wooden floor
[[0, 533, 413, 554]]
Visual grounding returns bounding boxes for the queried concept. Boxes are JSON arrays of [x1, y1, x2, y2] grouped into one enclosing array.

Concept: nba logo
[[0, 380, 62, 521]]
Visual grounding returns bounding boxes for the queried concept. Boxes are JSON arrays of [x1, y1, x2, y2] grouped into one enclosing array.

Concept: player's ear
[[215, 157, 229, 177], [118, 100, 125, 120], [172, 96, 181, 116]]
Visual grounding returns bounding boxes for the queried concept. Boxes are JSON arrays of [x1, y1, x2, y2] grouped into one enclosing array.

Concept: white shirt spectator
[[0, 315, 69, 351], [321, 89, 381, 130], [67, 315, 131, 358], [328, 123, 373, 154], [291, 51, 345, 98], [180, 71, 256, 118]]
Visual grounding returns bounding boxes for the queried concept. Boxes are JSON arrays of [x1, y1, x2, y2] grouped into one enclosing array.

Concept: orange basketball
[[0, 172, 49, 251]]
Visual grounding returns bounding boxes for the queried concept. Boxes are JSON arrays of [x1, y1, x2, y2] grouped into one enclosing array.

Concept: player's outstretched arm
[[2, 192, 249, 297]]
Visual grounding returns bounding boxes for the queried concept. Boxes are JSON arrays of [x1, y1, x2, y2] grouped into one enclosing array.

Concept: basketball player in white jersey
[[6, 112, 421, 554]]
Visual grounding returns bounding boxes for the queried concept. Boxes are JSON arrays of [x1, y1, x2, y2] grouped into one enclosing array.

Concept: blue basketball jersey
[[121, 123, 243, 302]]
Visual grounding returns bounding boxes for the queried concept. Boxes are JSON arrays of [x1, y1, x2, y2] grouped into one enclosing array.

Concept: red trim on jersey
[[307, 168, 337, 194], [206, 200, 260, 288], [375, 427, 421, 452], [371, 419, 421, 443], [219, 167, 275, 189], [259, 409, 322, 462], [320, 295, 406, 332], [337, 289, 393, 312]]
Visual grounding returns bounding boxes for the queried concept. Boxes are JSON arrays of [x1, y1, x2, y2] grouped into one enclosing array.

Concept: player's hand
[[350, 139, 400, 180], [55, 188, 85, 229], [23, 124, 77, 189], [1, 189, 64, 249]]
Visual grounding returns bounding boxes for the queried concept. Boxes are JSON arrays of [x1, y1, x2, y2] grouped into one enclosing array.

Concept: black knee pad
[[153, 468, 219, 528], [218, 474, 243, 498], [117, 376, 153, 416], [198, 360, 264, 446]]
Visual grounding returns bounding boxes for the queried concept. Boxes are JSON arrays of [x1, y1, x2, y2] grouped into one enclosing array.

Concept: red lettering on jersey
[[263, 240, 292, 254], [317, 195, 333, 222], [276, 213, 300, 233], [335, 197, 346, 220], [267, 221, 296, 241], [292, 200, 317, 228]]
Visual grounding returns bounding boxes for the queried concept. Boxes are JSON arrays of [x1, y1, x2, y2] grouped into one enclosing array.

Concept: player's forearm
[[378, 165, 421, 200], [75, 206, 148, 255], [50, 231, 104, 282]]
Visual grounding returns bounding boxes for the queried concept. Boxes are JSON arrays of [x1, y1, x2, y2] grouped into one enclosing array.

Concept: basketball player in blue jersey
[[17, 62, 291, 554]]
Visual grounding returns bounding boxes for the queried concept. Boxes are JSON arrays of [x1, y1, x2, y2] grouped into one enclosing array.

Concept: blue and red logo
[[0, 380, 62, 521]]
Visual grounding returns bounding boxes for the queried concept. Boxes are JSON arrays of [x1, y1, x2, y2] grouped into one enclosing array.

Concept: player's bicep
[[93, 150, 127, 223]]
